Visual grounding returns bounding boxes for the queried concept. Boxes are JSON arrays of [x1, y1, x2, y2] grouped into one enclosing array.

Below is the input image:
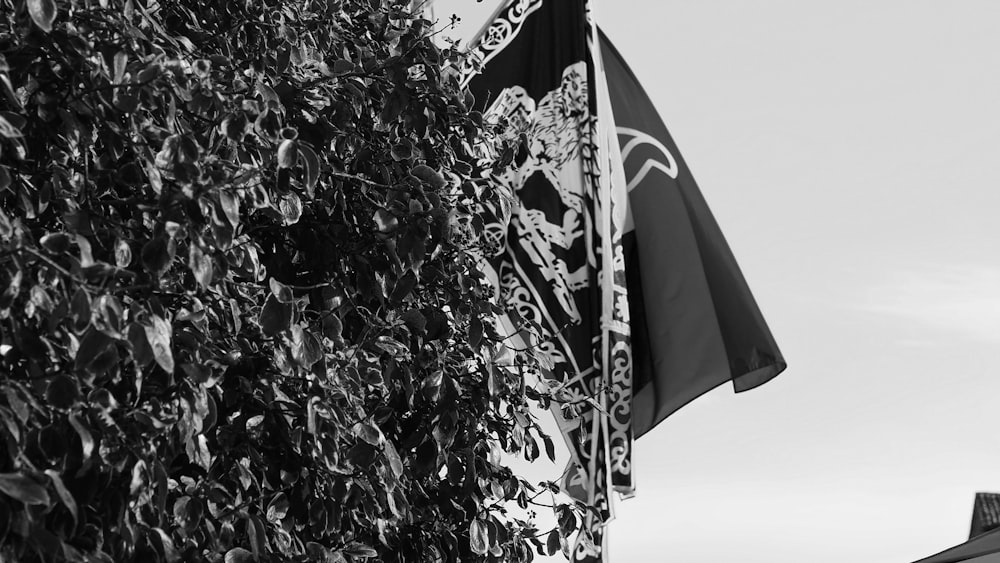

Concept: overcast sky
[[431, 1, 1000, 561]]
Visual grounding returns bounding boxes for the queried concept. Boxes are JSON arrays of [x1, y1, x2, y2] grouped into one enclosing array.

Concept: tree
[[0, 0, 581, 560]]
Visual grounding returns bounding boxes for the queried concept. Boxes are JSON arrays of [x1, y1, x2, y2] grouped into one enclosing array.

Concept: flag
[[463, 2, 786, 561], [464, 1, 630, 560], [597, 29, 786, 438]]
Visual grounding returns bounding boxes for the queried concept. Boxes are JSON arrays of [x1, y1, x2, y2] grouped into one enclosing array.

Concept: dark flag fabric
[[463, 2, 785, 561], [597, 29, 786, 438]]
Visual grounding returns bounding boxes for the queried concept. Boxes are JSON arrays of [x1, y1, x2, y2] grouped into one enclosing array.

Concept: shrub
[[0, 0, 570, 561]]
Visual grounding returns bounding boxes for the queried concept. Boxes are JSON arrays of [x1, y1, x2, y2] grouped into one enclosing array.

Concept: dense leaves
[[0, 0, 586, 561]]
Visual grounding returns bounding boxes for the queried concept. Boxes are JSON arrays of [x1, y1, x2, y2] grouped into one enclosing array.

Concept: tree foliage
[[0, 0, 583, 560]]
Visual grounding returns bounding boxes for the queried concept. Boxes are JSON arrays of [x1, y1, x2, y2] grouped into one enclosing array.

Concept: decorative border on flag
[[461, 0, 545, 85]]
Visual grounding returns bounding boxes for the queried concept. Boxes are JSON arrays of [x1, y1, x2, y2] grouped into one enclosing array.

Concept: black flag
[[599, 29, 787, 437]]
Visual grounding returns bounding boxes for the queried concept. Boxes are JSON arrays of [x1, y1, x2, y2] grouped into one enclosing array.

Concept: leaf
[[4, 388, 26, 427], [246, 513, 267, 560], [141, 236, 174, 275], [290, 325, 322, 368], [0, 112, 24, 138], [545, 529, 560, 556], [278, 192, 302, 226], [0, 473, 50, 505], [127, 322, 153, 368], [246, 415, 264, 434], [174, 496, 204, 530], [390, 140, 412, 162], [76, 234, 95, 266], [410, 239, 428, 275], [113, 51, 128, 83], [219, 191, 240, 228], [176, 135, 200, 163], [322, 313, 343, 343], [305, 542, 330, 562], [129, 460, 148, 499], [388, 271, 417, 306], [298, 144, 320, 196], [542, 432, 556, 462], [266, 492, 290, 523], [92, 295, 123, 338], [269, 278, 294, 303], [410, 164, 447, 189], [524, 432, 539, 461], [343, 542, 377, 558], [400, 309, 426, 334], [469, 315, 484, 348], [220, 114, 249, 142], [346, 442, 377, 468], [413, 437, 438, 478], [152, 527, 181, 563], [70, 288, 92, 333], [421, 370, 443, 392], [114, 238, 132, 268], [27, 0, 57, 32], [254, 108, 281, 142], [557, 505, 577, 537], [256, 83, 279, 104], [0, 166, 10, 191], [374, 336, 408, 357], [259, 294, 292, 336], [147, 163, 163, 194], [45, 374, 79, 409], [188, 244, 213, 290], [276, 139, 297, 169], [190, 435, 211, 471], [45, 470, 77, 525], [373, 209, 398, 234], [74, 328, 112, 372], [68, 412, 94, 463], [331, 59, 354, 75], [469, 519, 489, 556], [306, 396, 322, 435], [192, 58, 211, 77], [0, 75, 19, 111], [144, 315, 174, 373], [39, 232, 70, 253], [354, 423, 382, 446], [203, 391, 218, 429], [225, 548, 254, 563], [114, 91, 139, 113], [382, 440, 403, 478], [380, 88, 407, 124]]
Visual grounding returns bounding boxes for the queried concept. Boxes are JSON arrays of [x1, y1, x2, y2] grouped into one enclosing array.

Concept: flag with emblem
[[464, 1, 630, 560], [463, 2, 786, 561]]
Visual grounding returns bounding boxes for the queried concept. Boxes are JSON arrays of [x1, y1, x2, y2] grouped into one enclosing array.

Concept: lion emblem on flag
[[484, 62, 593, 329]]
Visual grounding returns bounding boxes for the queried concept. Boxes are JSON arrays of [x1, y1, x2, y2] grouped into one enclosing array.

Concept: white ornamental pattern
[[461, 0, 546, 85]]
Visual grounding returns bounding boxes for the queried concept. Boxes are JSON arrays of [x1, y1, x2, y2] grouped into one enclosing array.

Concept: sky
[[429, 1, 1000, 562]]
